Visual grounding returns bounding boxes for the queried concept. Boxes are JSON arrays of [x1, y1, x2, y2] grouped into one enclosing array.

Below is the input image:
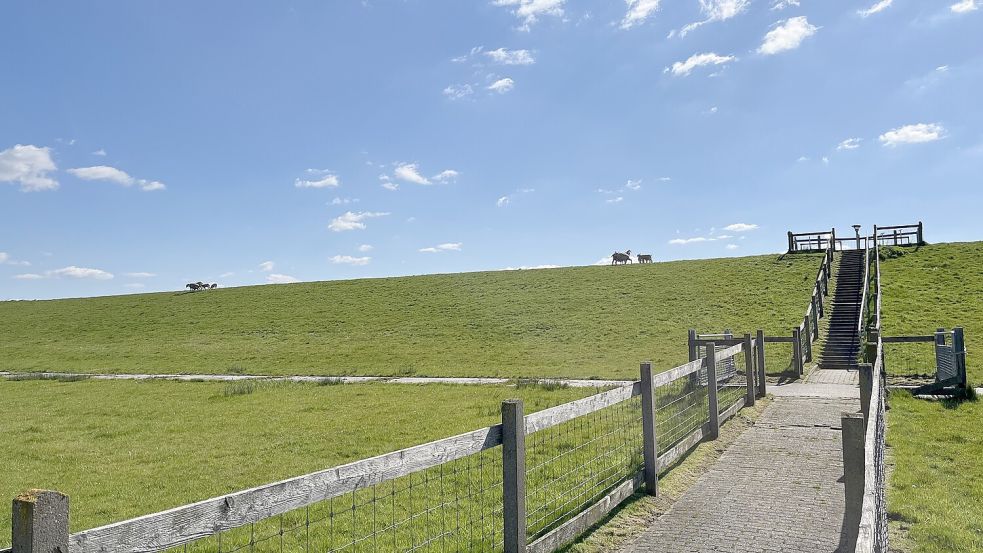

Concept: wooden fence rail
[[11, 347, 757, 553]]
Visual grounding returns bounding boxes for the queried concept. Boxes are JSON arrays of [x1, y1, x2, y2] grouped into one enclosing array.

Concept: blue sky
[[1, 0, 981, 300]]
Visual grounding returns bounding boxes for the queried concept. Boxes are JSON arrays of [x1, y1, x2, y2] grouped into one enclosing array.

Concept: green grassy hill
[[0, 253, 822, 379], [879, 241, 982, 383]]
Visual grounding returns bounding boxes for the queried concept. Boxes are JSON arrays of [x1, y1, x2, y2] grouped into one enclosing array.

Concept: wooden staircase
[[818, 250, 864, 369]]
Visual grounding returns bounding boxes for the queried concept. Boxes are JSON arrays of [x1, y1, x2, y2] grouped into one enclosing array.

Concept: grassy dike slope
[[0, 253, 821, 379], [879, 241, 983, 383]]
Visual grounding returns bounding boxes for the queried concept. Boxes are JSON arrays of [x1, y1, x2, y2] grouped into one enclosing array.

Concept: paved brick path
[[622, 386, 858, 553]]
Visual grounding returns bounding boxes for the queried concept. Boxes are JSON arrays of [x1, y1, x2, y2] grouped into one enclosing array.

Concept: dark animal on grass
[[210, 283, 218, 289], [637, 254, 653, 263], [185, 283, 201, 291], [611, 250, 632, 265]]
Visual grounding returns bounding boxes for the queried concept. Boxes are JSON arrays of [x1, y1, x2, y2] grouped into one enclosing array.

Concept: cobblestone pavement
[[622, 394, 859, 553]]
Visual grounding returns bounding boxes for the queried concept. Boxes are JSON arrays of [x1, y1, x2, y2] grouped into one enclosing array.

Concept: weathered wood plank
[[70, 424, 504, 553], [526, 472, 643, 553], [658, 425, 706, 472], [524, 382, 640, 434], [881, 335, 935, 343], [691, 338, 743, 347], [716, 342, 743, 361], [719, 396, 746, 426], [763, 336, 795, 343], [650, 359, 704, 388]]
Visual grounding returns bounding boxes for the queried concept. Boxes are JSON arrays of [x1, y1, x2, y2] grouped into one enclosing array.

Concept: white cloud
[[497, 187, 534, 207], [625, 179, 642, 190], [678, 0, 750, 37], [621, 0, 662, 29], [48, 266, 114, 280], [858, 0, 893, 17], [259, 261, 275, 272], [379, 175, 399, 191], [124, 283, 146, 289], [837, 138, 862, 150], [822, 156, 830, 165], [294, 172, 340, 188], [488, 77, 516, 93], [358, 244, 374, 252], [0, 252, 29, 266], [497, 196, 511, 207], [433, 169, 459, 183], [493, 0, 565, 31], [443, 84, 475, 100], [0, 144, 59, 192], [0, 252, 6, 263], [669, 237, 710, 245], [485, 48, 536, 65], [797, 156, 810, 162], [92, 149, 107, 156], [68, 165, 166, 191], [124, 272, 156, 278], [725, 244, 739, 250], [666, 52, 736, 76], [330, 255, 371, 266], [771, 0, 799, 9], [394, 163, 431, 185], [13, 273, 44, 280], [951, 0, 977, 13], [330, 197, 359, 205], [266, 274, 299, 284], [879, 123, 946, 146], [419, 242, 462, 253], [328, 211, 390, 232], [606, 196, 624, 204], [724, 223, 758, 232], [658, 176, 671, 181], [757, 16, 818, 55]]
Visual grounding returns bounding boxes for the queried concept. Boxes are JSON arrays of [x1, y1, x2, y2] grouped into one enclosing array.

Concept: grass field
[[0, 254, 821, 380], [0, 378, 600, 549], [887, 392, 983, 553], [879, 241, 982, 383]]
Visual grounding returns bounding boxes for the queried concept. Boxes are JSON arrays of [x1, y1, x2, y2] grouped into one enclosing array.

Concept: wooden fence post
[[13, 490, 69, 553], [953, 327, 967, 389], [792, 328, 802, 376], [858, 363, 873, 427], [787, 231, 794, 253], [802, 318, 813, 363], [687, 329, 697, 362], [841, 412, 865, 550], [706, 343, 719, 440], [743, 333, 755, 407], [755, 330, 767, 398], [813, 291, 823, 322], [831, 227, 837, 252], [502, 400, 526, 553], [640, 362, 659, 496], [917, 221, 924, 245]]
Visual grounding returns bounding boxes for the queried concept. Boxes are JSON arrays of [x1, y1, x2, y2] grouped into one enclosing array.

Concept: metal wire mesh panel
[[524, 396, 644, 542], [883, 342, 936, 379], [654, 377, 709, 454], [873, 382, 888, 552], [166, 446, 505, 553], [715, 348, 747, 415]]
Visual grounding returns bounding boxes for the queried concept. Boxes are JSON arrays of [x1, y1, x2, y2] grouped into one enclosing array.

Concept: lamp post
[[852, 224, 862, 250]]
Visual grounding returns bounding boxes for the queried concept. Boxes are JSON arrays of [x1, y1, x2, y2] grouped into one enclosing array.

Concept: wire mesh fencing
[[524, 395, 644, 542], [654, 376, 709, 455], [714, 345, 749, 415]]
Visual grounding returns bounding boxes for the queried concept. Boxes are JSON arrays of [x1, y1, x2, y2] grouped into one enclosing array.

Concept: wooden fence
[[9, 344, 763, 553]]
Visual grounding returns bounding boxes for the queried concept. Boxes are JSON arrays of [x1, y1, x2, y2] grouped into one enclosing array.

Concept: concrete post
[[706, 343, 719, 440], [858, 364, 873, 427], [743, 333, 755, 407], [841, 412, 866, 551], [755, 330, 767, 398], [640, 362, 659, 496], [502, 400, 526, 553], [12, 490, 69, 553]]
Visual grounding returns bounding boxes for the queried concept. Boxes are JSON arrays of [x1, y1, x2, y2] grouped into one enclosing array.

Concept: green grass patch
[[0, 378, 598, 548], [0, 254, 822, 379], [887, 391, 983, 552], [879, 242, 983, 383]]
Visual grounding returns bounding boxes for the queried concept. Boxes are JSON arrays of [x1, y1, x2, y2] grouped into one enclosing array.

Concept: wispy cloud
[[485, 48, 535, 65], [724, 223, 758, 232], [666, 52, 736, 76], [328, 211, 390, 232], [68, 165, 166, 191], [0, 144, 59, 192], [259, 261, 275, 272], [836, 138, 862, 150], [669, 236, 710, 245], [771, 0, 799, 9], [879, 123, 946, 146], [394, 163, 431, 185], [92, 149, 107, 156], [488, 77, 515, 93], [496, 188, 535, 207], [757, 16, 818, 55], [443, 84, 475, 100], [47, 266, 114, 280], [677, 0, 749, 37], [330, 255, 371, 266], [266, 274, 299, 284], [620, 0, 662, 29], [858, 0, 893, 17], [124, 272, 156, 278], [605, 196, 624, 204], [358, 244, 373, 252], [295, 169, 340, 189], [493, 0, 565, 31], [419, 242, 463, 253], [330, 197, 359, 205], [13, 273, 45, 280], [725, 244, 739, 250], [951, 0, 978, 13], [433, 169, 460, 183]]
